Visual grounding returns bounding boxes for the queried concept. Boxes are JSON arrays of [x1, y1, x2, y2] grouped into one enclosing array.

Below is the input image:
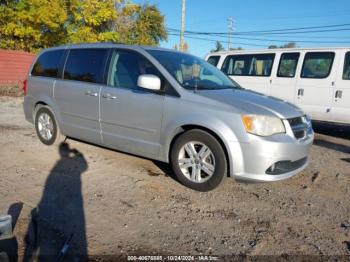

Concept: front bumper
[[228, 126, 314, 182]]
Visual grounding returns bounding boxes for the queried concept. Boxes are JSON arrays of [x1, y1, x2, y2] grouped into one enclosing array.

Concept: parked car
[[23, 43, 313, 191], [206, 48, 350, 125]]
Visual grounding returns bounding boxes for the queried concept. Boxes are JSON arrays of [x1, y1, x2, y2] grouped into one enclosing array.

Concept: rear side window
[[31, 50, 64, 78], [64, 49, 109, 84], [207, 56, 221, 67], [301, 52, 334, 79], [343, 52, 350, 80], [222, 53, 275, 77], [277, 53, 300, 78]]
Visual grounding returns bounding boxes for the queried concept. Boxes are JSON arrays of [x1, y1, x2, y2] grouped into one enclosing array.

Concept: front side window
[[343, 52, 350, 80], [64, 49, 109, 84], [222, 54, 275, 77], [107, 50, 161, 89], [148, 50, 239, 90], [277, 53, 300, 78], [301, 52, 334, 79], [31, 50, 64, 78], [207, 56, 220, 67]]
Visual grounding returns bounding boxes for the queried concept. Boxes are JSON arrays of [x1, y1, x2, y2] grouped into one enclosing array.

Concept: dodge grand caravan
[[23, 43, 314, 191]]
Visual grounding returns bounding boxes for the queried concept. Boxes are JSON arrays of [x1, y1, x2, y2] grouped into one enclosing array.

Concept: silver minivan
[[23, 43, 314, 191]]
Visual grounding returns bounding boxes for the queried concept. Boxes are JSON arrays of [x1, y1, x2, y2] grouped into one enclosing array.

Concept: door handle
[[335, 90, 342, 99], [297, 88, 304, 97], [85, 90, 98, 97], [102, 93, 117, 100]]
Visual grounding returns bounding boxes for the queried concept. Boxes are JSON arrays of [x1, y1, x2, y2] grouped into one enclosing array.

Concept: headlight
[[241, 114, 285, 136]]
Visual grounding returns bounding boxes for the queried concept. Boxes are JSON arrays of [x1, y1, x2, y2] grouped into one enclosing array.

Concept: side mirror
[[137, 74, 161, 91]]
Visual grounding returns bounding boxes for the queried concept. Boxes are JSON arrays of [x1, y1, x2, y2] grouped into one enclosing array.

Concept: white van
[[206, 48, 350, 125]]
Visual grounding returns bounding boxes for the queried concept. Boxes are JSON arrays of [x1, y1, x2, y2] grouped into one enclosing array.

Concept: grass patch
[[0, 82, 24, 97]]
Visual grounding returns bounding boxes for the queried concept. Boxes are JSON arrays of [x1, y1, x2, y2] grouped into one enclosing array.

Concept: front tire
[[34, 106, 63, 146], [170, 129, 227, 191]]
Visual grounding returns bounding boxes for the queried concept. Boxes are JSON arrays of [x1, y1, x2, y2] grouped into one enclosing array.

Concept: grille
[[288, 116, 308, 139]]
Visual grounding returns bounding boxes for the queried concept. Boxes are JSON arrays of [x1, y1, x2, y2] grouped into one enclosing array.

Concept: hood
[[195, 88, 304, 119]]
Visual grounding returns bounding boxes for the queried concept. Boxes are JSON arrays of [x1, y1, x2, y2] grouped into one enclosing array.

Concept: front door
[[295, 51, 338, 121], [54, 48, 109, 144], [100, 49, 164, 158]]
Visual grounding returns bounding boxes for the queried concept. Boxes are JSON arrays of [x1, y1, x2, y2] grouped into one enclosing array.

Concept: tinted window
[[108, 50, 161, 89], [207, 56, 220, 66], [301, 52, 334, 79], [277, 53, 300, 78], [343, 52, 350, 80], [64, 49, 108, 84], [31, 50, 64, 78], [222, 54, 275, 77]]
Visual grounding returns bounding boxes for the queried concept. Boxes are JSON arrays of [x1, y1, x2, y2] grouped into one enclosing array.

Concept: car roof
[[43, 42, 188, 55], [208, 46, 350, 56]]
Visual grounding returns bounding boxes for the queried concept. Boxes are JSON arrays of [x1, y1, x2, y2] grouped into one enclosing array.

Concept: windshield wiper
[[183, 85, 233, 90]]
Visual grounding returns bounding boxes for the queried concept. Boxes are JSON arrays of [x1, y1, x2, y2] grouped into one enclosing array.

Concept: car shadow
[[23, 142, 88, 261], [312, 121, 350, 140], [313, 139, 350, 155], [151, 160, 179, 182], [67, 137, 184, 187]]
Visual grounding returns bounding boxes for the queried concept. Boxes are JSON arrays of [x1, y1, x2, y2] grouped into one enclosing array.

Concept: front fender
[[159, 113, 243, 177]]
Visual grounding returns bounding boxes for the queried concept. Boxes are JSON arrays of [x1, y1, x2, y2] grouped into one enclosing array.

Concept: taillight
[[23, 79, 27, 96]]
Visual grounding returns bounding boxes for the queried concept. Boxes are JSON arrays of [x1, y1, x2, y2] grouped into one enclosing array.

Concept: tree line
[[0, 0, 167, 52], [211, 41, 297, 53]]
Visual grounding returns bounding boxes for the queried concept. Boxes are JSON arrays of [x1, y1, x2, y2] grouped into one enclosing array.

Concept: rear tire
[[170, 129, 227, 192], [34, 106, 64, 146]]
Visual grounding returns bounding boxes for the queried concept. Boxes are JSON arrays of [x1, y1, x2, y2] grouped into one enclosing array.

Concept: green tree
[[0, 0, 67, 51], [211, 41, 224, 52], [65, 0, 120, 44], [0, 0, 167, 52], [268, 42, 297, 49], [229, 47, 243, 51], [116, 3, 167, 46]]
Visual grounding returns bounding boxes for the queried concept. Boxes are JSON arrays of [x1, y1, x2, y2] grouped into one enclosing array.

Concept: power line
[[179, 33, 350, 44], [167, 33, 267, 47], [233, 23, 350, 34], [232, 36, 350, 44], [167, 23, 350, 36], [167, 31, 350, 49], [238, 28, 350, 35]]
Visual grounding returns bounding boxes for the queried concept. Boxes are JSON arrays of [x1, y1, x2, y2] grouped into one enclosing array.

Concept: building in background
[[0, 50, 35, 85]]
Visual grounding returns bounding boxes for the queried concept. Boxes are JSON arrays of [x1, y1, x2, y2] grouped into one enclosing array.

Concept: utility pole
[[227, 16, 234, 50], [180, 0, 186, 51]]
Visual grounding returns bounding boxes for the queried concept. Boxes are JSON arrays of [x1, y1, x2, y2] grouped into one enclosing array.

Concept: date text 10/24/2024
[[127, 255, 219, 261]]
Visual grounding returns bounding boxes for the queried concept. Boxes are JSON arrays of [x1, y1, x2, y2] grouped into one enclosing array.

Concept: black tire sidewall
[[171, 129, 227, 192], [35, 107, 58, 146]]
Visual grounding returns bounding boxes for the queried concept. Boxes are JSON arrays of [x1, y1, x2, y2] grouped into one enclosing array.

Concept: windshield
[[147, 50, 241, 90]]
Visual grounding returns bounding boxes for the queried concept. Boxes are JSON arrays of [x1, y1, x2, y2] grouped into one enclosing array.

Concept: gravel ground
[[0, 97, 349, 261]]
